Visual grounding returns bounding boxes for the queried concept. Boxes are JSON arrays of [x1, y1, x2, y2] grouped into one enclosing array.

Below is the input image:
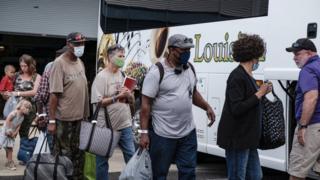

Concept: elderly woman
[[91, 44, 135, 180], [9, 54, 41, 138]]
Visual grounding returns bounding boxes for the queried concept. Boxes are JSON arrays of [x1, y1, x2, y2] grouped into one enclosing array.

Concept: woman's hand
[[255, 83, 272, 99], [117, 87, 132, 102]]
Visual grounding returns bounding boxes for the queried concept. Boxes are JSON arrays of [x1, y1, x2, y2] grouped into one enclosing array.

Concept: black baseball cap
[[286, 38, 317, 52], [66, 32, 86, 43]]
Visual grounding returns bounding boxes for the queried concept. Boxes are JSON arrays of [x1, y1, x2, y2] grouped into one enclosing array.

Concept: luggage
[[23, 135, 73, 180], [18, 127, 38, 164]]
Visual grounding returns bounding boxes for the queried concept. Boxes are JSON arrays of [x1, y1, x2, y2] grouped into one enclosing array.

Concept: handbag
[[18, 126, 38, 164], [79, 102, 120, 157], [259, 90, 285, 150], [23, 135, 73, 180]]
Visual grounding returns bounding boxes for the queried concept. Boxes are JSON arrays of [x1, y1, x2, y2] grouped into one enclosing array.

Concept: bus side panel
[[193, 73, 209, 153]]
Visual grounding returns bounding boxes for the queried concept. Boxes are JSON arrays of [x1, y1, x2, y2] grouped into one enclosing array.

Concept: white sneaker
[[7, 161, 16, 171]]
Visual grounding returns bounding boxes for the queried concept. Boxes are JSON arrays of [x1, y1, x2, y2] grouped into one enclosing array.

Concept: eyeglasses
[[107, 44, 124, 54]]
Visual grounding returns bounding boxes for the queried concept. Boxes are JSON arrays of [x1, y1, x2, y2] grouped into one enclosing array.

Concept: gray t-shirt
[[142, 59, 196, 138], [91, 69, 132, 130]]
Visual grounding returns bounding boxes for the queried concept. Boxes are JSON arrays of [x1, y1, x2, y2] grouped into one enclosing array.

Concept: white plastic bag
[[3, 95, 19, 118], [33, 131, 50, 154], [119, 148, 152, 180], [0, 126, 6, 148]]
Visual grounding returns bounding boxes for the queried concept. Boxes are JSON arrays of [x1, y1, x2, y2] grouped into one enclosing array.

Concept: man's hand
[[207, 106, 215, 127], [139, 133, 150, 149], [48, 123, 56, 134], [297, 128, 306, 146]]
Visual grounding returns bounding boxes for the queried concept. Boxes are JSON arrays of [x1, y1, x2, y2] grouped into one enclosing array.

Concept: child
[[0, 65, 16, 93], [0, 99, 31, 170], [0, 65, 16, 119]]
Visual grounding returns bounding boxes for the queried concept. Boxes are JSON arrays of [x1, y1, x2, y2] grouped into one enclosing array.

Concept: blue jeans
[[149, 128, 197, 180], [96, 127, 135, 180], [225, 149, 263, 180]]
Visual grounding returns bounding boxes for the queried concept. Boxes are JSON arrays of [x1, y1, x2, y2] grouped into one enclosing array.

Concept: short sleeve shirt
[[49, 56, 89, 121], [295, 55, 320, 124], [91, 69, 132, 130], [142, 59, 197, 138], [0, 76, 13, 92]]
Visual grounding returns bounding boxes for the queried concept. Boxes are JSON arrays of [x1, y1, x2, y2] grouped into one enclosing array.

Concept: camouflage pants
[[54, 120, 84, 180]]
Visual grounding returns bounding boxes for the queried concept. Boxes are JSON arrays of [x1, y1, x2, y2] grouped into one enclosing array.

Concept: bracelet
[[48, 119, 56, 124], [138, 129, 149, 134], [298, 123, 308, 130]]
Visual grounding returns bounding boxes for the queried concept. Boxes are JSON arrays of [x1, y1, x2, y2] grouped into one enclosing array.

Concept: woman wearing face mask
[[217, 34, 272, 180], [91, 44, 135, 180]]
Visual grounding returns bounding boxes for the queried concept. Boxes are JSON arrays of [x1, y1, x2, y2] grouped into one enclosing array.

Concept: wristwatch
[[298, 123, 308, 130]]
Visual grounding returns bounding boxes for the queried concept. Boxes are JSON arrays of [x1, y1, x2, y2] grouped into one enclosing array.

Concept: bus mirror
[[307, 23, 317, 39]]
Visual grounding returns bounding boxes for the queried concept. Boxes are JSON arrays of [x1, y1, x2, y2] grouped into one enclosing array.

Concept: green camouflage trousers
[[55, 120, 84, 180]]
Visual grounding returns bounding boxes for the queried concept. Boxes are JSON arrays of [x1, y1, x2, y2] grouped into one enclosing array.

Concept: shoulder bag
[[79, 102, 120, 157], [259, 90, 285, 150]]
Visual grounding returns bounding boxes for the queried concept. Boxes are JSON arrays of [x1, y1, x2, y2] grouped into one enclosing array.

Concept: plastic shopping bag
[[119, 148, 152, 180], [3, 95, 19, 118], [84, 152, 96, 180], [33, 131, 50, 155], [0, 126, 5, 148]]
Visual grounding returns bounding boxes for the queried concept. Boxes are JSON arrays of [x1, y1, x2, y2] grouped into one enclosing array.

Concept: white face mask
[[74, 46, 85, 57]]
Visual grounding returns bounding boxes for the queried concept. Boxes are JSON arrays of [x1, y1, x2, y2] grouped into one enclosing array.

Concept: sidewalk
[[0, 120, 180, 179]]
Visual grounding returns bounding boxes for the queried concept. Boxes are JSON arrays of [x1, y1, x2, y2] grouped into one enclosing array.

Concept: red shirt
[[0, 75, 14, 92]]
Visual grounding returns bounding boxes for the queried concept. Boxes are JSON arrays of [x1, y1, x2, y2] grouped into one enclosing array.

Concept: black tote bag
[[259, 90, 285, 150]]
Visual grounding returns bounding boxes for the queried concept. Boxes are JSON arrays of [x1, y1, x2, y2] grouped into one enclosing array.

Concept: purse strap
[[271, 89, 279, 99], [91, 102, 102, 122], [34, 133, 51, 180], [104, 107, 113, 130], [104, 107, 114, 157]]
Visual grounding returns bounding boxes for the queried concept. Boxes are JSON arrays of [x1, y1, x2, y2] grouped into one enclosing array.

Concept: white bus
[[96, 0, 320, 175]]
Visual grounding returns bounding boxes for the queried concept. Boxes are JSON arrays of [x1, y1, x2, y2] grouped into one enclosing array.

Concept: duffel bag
[[23, 135, 73, 180]]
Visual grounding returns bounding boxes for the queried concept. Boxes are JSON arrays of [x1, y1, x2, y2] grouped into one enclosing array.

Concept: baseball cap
[[286, 38, 317, 52], [66, 32, 86, 43], [168, 34, 194, 49]]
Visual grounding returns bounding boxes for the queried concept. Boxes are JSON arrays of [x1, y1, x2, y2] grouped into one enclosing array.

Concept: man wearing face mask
[[139, 34, 215, 180], [48, 32, 90, 180], [91, 44, 135, 180], [286, 38, 320, 180]]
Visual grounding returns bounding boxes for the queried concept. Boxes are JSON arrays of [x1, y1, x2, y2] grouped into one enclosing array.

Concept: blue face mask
[[179, 51, 191, 65], [252, 63, 259, 71]]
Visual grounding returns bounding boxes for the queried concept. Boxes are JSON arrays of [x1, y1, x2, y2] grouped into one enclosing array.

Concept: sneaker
[[4, 161, 10, 168], [7, 161, 16, 170]]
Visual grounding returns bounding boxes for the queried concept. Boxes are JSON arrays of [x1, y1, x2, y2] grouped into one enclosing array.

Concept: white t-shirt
[[142, 59, 196, 138]]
